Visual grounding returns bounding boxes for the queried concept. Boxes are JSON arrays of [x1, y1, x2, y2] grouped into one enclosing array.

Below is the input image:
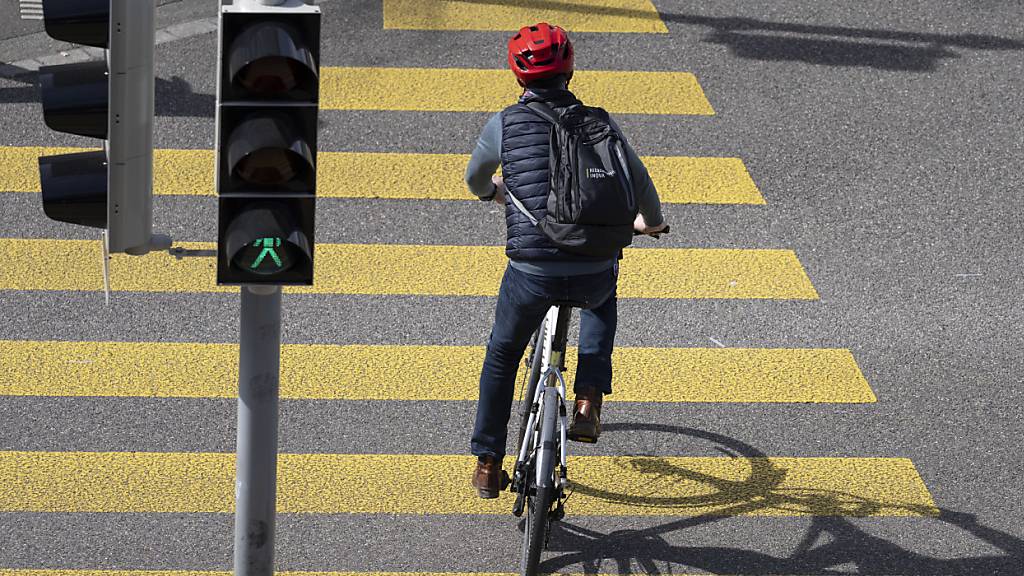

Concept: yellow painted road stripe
[[320, 68, 714, 115], [383, 0, 669, 33], [0, 452, 938, 516], [0, 147, 762, 204], [0, 341, 874, 403], [0, 240, 819, 300]]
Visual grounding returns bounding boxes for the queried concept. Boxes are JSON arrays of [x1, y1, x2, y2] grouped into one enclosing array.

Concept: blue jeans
[[471, 263, 618, 460]]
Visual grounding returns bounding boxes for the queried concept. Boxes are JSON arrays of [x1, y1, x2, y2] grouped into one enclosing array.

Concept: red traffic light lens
[[228, 21, 318, 100]]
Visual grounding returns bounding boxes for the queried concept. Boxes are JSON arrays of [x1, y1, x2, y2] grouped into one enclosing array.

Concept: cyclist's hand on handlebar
[[491, 175, 507, 205], [634, 214, 668, 236]]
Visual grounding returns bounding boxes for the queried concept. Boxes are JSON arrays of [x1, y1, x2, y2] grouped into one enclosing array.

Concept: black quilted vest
[[500, 89, 609, 262]]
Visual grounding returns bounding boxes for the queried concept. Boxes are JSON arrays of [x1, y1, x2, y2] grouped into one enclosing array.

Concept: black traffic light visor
[[38, 151, 108, 229], [226, 113, 315, 192], [41, 0, 110, 48], [223, 203, 312, 278], [39, 60, 109, 140], [228, 21, 318, 101]]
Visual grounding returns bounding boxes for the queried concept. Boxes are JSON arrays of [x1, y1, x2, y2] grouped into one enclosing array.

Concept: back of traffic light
[[216, 0, 320, 286], [28, 0, 169, 255]]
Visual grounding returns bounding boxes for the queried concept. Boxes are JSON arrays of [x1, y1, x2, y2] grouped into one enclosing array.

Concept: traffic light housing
[[216, 0, 320, 285], [33, 0, 165, 255]]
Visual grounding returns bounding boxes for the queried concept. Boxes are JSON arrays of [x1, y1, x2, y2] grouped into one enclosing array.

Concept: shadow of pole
[[450, 0, 1023, 72], [0, 70, 215, 117]]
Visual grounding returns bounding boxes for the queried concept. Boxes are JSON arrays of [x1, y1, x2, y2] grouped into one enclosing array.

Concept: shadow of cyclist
[[536, 423, 1024, 575]]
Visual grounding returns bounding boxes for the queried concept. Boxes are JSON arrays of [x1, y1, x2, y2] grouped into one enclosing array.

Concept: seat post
[[548, 305, 574, 372]]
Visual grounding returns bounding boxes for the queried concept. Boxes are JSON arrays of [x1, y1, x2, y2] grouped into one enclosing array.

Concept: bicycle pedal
[[501, 470, 512, 491]]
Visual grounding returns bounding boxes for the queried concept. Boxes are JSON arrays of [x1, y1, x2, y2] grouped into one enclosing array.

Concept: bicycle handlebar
[[634, 224, 670, 239]]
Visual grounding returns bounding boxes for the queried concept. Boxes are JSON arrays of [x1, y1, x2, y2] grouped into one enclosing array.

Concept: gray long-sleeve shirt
[[465, 110, 665, 276]]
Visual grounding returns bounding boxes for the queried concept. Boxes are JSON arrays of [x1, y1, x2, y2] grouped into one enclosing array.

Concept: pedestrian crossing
[[320, 68, 712, 114], [382, 0, 670, 33], [0, 1, 937, 573], [0, 341, 874, 402], [0, 239, 819, 299], [0, 452, 936, 516], [0, 147, 763, 204]]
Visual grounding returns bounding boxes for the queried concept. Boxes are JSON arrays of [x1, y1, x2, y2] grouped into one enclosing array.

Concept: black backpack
[[507, 100, 638, 258]]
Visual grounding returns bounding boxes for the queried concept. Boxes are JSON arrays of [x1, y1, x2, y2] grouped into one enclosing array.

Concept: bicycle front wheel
[[520, 483, 553, 576]]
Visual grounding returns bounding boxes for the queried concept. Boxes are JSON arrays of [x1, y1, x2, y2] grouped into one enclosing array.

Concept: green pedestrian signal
[[251, 238, 284, 270], [215, 1, 320, 286]]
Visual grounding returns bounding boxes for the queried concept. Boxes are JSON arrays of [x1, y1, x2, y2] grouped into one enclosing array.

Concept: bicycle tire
[[520, 483, 552, 576], [521, 386, 558, 576]]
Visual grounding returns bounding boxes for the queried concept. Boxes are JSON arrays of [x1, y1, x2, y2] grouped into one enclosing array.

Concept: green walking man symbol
[[250, 237, 283, 270]]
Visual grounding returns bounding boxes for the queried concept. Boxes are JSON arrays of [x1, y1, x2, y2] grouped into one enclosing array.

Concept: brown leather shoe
[[471, 455, 505, 499], [568, 387, 603, 443]]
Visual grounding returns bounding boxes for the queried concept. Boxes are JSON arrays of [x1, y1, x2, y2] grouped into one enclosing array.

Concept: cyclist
[[466, 22, 667, 498]]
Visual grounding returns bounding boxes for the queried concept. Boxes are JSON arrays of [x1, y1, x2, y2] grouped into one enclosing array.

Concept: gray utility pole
[[235, 285, 282, 576]]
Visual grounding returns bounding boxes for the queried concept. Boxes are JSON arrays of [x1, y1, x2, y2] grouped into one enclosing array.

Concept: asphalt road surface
[[1, 1, 1023, 574]]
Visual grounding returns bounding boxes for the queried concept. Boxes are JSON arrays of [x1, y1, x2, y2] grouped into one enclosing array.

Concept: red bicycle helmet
[[507, 23, 574, 86]]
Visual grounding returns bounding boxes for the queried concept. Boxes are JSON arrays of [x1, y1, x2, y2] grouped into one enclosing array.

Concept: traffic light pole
[[235, 285, 282, 576], [219, 1, 320, 571]]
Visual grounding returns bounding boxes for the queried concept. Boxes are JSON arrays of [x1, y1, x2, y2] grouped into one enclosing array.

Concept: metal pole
[[234, 285, 283, 576]]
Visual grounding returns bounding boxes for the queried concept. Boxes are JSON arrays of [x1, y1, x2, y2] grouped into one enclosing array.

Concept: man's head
[[507, 23, 574, 88]]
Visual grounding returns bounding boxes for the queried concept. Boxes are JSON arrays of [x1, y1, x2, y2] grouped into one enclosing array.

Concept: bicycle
[[509, 226, 669, 576]]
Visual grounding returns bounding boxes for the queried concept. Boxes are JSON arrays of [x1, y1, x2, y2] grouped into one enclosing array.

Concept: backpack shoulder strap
[[524, 101, 560, 125]]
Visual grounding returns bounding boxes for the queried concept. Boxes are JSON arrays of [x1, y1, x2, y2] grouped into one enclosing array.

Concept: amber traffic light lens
[[235, 147, 305, 186]]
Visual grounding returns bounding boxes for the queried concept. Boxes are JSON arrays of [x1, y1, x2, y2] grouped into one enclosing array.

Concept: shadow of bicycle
[[536, 423, 1023, 575]]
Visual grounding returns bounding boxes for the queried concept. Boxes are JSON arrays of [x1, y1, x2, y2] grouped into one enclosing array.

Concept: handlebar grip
[[634, 224, 670, 238]]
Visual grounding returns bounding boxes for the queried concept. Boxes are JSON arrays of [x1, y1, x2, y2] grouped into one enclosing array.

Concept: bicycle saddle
[[550, 299, 590, 309]]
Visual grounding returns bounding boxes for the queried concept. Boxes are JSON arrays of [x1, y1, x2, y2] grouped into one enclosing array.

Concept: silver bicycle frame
[[515, 306, 570, 490]]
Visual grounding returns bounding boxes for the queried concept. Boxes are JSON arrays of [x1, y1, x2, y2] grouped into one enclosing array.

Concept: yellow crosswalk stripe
[[0, 451, 938, 516], [383, 0, 669, 33], [0, 147, 763, 205], [320, 68, 714, 114], [0, 240, 819, 299], [0, 341, 874, 403]]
